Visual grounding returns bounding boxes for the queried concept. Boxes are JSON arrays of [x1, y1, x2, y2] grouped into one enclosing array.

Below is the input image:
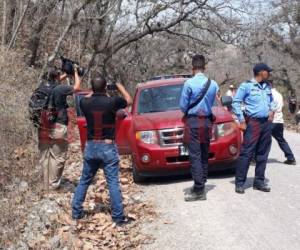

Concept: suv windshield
[[138, 84, 184, 114], [138, 83, 219, 114]]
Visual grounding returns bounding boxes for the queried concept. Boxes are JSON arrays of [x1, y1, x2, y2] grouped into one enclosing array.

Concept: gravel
[[141, 130, 300, 250]]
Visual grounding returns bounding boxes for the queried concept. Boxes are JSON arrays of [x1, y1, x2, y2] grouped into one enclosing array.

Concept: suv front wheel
[[132, 161, 146, 183]]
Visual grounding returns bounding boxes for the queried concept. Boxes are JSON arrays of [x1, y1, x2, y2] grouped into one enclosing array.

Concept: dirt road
[[142, 131, 300, 250]]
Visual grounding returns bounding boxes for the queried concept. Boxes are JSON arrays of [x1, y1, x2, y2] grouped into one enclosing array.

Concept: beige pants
[[38, 123, 68, 190]]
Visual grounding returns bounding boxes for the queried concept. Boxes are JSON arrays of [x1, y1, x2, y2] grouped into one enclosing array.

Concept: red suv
[[74, 77, 242, 182]]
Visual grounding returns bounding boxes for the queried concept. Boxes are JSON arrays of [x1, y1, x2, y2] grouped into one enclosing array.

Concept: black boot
[[284, 159, 296, 165], [253, 184, 271, 192], [184, 187, 206, 202], [235, 186, 245, 194]]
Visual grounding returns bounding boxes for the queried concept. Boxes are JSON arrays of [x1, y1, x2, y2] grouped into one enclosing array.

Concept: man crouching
[[71, 74, 133, 226]]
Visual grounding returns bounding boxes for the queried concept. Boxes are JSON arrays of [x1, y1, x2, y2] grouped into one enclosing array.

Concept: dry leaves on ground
[[31, 141, 157, 249]]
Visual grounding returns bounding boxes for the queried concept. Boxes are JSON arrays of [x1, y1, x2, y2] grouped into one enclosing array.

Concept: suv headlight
[[217, 122, 237, 138], [136, 130, 158, 144]]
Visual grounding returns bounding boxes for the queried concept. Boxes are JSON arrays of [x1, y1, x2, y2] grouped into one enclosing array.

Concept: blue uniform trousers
[[185, 116, 212, 191], [235, 118, 272, 187]]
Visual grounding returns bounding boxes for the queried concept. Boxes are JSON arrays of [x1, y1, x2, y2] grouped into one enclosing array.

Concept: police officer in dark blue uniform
[[180, 55, 219, 201], [232, 63, 276, 194]]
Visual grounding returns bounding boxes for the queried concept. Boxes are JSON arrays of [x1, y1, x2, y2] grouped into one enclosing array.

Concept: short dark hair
[[192, 54, 206, 70], [91, 74, 107, 93]]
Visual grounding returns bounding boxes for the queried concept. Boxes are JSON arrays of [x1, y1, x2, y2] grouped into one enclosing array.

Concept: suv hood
[[133, 107, 234, 131]]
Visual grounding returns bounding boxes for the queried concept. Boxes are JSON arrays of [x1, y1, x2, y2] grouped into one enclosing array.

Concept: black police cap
[[253, 63, 273, 75]]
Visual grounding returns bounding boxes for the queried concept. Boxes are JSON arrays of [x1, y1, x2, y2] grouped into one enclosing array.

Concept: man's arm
[[232, 82, 248, 123], [179, 82, 191, 114], [269, 92, 278, 112], [268, 90, 277, 121], [116, 83, 133, 106], [73, 68, 81, 92], [59, 73, 68, 82]]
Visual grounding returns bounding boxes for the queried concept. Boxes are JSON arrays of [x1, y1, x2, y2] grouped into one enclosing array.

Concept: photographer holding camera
[[72, 74, 133, 225], [38, 60, 81, 191]]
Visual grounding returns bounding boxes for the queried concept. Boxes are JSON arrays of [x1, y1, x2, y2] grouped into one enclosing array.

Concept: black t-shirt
[[52, 85, 74, 125], [80, 93, 127, 140]]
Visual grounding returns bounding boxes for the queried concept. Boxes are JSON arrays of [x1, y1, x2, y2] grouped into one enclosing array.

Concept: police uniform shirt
[[232, 79, 277, 122]]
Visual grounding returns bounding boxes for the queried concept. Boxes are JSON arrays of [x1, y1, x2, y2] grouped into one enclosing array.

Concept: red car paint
[[74, 78, 242, 180]]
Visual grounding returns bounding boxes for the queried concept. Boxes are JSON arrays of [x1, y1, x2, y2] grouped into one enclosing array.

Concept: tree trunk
[[1, 0, 7, 46], [6, 0, 17, 44], [7, 0, 30, 50], [27, 1, 58, 66]]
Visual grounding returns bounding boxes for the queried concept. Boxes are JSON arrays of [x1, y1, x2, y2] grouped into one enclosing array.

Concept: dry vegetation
[[0, 47, 41, 246]]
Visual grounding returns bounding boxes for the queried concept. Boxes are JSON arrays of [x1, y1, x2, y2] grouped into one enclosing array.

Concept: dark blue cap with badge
[[253, 63, 273, 75]]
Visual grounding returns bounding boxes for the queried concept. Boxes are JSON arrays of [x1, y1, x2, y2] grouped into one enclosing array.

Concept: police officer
[[232, 63, 276, 194], [180, 54, 219, 201]]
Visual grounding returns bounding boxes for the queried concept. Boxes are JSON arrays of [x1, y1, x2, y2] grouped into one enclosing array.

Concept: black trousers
[[235, 118, 272, 187], [185, 117, 212, 191], [271, 123, 295, 161]]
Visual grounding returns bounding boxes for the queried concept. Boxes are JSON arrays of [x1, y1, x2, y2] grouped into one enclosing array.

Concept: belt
[[186, 114, 212, 119], [90, 139, 115, 144], [245, 116, 269, 122]]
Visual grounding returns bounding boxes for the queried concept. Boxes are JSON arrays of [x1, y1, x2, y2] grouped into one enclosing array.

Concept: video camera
[[60, 56, 85, 77]]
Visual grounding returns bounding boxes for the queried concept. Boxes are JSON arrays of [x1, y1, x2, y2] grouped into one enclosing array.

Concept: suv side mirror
[[221, 96, 233, 108]]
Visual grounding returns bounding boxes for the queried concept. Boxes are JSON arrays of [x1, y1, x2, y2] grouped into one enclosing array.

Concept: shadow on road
[[183, 184, 216, 195], [140, 169, 235, 186], [267, 158, 283, 164]]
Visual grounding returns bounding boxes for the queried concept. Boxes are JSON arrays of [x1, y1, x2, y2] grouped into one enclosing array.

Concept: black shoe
[[72, 211, 88, 220], [284, 159, 296, 165], [115, 216, 134, 227], [253, 184, 271, 192], [184, 188, 206, 202], [235, 186, 245, 194]]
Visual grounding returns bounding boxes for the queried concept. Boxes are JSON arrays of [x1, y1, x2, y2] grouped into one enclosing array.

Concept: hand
[[86, 92, 93, 98], [59, 73, 68, 81], [239, 121, 247, 131], [268, 111, 275, 122]]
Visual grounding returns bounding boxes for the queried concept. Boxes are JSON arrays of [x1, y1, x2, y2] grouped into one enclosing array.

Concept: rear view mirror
[[221, 96, 233, 108]]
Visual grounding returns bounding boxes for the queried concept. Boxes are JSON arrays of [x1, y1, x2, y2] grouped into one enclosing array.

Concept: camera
[[107, 83, 118, 91], [60, 56, 85, 76]]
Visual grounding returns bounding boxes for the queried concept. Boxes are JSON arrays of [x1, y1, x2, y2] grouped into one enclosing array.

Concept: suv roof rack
[[149, 74, 192, 81]]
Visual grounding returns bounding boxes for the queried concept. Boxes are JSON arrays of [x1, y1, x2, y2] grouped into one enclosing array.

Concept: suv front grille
[[159, 128, 184, 147]]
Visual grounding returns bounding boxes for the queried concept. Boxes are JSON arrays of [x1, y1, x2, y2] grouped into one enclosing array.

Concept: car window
[[138, 84, 184, 114], [138, 84, 219, 114]]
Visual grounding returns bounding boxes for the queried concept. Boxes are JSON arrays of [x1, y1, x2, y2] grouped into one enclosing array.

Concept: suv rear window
[[138, 84, 184, 114]]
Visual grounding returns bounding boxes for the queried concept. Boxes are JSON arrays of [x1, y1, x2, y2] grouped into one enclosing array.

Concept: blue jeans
[[235, 118, 272, 187], [72, 141, 124, 222]]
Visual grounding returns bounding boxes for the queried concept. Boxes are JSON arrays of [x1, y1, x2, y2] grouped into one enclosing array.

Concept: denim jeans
[[72, 141, 124, 222]]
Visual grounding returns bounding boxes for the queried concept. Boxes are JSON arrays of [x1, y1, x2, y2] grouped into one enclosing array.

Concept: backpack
[[28, 80, 58, 128]]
